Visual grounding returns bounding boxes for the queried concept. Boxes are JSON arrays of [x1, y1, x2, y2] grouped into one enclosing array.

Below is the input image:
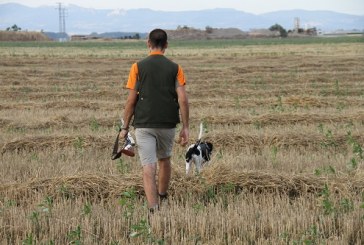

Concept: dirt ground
[[0, 40, 363, 244]]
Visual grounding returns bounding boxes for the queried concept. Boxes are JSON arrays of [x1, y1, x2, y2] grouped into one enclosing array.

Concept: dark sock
[[159, 193, 168, 201], [149, 204, 159, 213]]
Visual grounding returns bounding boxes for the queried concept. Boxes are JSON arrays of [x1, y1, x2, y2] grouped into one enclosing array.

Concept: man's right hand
[[178, 127, 189, 146], [119, 128, 128, 139]]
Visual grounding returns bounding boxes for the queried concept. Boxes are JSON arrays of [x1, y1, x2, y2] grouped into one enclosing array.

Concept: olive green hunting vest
[[133, 55, 180, 128]]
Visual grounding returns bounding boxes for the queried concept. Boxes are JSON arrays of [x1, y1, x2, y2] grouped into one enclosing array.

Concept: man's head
[[148, 29, 168, 50]]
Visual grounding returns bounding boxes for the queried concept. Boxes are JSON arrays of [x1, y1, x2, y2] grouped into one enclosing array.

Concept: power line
[[294, 17, 300, 32], [56, 2, 67, 34]]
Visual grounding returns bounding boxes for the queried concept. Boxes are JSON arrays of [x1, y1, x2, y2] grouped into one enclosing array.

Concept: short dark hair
[[149, 29, 168, 49]]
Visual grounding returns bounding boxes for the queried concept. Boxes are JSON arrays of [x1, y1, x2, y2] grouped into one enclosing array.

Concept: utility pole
[[57, 3, 66, 34], [57, 3, 64, 33], [62, 7, 66, 34], [294, 17, 300, 33], [56, 3, 67, 41]]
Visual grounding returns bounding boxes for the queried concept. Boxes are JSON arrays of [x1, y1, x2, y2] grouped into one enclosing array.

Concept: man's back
[[134, 53, 180, 128]]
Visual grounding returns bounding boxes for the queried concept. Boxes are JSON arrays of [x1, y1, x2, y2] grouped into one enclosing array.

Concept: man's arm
[[176, 85, 189, 146], [120, 89, 138, 138]]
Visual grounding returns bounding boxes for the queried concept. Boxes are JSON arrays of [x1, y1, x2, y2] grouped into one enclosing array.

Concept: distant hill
[[42, 31, 147, 41], [0, 3, 363, 34]]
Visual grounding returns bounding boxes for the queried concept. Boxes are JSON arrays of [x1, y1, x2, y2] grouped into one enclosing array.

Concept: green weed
[[82, 202, 92, 216], [253, 120, 263, 129], [22, 233, 35, 245], [347, 131, 363, 160], [283, 225, 322, 245], [317, 124, 338, 149], [30, 153, 39, 162], [319, 184, 355, 216], [272, 95, 284, 112], [339, 198, 354, 213], [67, 225, 82, 245], [116, 158, 130, 174], [29, 210, 41, 239], [119, 188, 138, 218], [130, 219, 165, 244], [38, 196, 53, 214], [320, 184, 335, 215], [73, 137, 84, 151], [314, 165, 336, 176], [90, 117, 100, 131], [346, 157, 358, 172], [59, 184, 74, 199], [192, 203, 205, 213]]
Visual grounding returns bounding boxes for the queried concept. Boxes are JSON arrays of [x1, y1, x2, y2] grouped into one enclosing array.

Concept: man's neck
[[149, 48, 165, 54]]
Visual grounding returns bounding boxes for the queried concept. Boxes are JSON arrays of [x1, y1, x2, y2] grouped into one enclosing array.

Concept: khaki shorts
[[135, 128, 176, 165]]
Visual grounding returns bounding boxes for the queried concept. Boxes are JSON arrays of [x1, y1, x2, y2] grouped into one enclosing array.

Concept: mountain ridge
[[0, 3, 363, 34]]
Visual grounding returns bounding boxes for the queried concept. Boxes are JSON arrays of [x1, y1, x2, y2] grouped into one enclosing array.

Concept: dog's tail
[[198, 122, 203, 141]]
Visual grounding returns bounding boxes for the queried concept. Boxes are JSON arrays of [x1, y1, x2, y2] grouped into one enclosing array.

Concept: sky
[[1, 0, 364, 15]]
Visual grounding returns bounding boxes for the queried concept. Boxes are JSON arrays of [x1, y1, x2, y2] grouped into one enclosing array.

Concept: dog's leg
[[186, 161, 191, 175], [195, 157, 202, 174]]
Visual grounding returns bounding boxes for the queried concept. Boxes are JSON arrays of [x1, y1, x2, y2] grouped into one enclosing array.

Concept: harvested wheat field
[[1, 37, 364, 244]]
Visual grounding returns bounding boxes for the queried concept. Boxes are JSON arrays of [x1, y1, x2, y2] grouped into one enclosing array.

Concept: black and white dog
[[185, 123, 213, 174]]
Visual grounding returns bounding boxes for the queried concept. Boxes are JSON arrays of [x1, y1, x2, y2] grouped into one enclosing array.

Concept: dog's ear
[[185, 144, 195, 160], [206, 142, 213, 151]]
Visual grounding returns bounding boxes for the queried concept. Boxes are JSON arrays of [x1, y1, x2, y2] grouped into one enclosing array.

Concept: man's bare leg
[[158, 157, 171, 195], [143, 163, 158, 209]]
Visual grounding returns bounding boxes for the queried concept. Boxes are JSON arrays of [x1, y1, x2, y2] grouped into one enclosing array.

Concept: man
[[120, 29, 189, 212]]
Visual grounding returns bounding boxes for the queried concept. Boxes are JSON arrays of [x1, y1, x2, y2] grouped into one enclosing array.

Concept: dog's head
[[185, 143, 199, 162]]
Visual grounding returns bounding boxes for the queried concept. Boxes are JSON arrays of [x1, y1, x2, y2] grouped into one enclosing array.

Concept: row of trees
[[269, 24, 287, 37], [5, 24, 21, 32], [177, 24, 315, 38], [120, 33, 140, 39], [269, 24, 317, 37]]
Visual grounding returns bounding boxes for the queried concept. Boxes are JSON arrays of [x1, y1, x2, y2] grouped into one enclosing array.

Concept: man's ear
[[147, 39, 151, 49], [164, 42, 168, 50]]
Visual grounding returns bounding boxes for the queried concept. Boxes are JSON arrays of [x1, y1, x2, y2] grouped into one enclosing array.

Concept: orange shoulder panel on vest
[[125, 60, 186, 89], [126, 63, 138, 90], [177, 65, 186, 86]]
